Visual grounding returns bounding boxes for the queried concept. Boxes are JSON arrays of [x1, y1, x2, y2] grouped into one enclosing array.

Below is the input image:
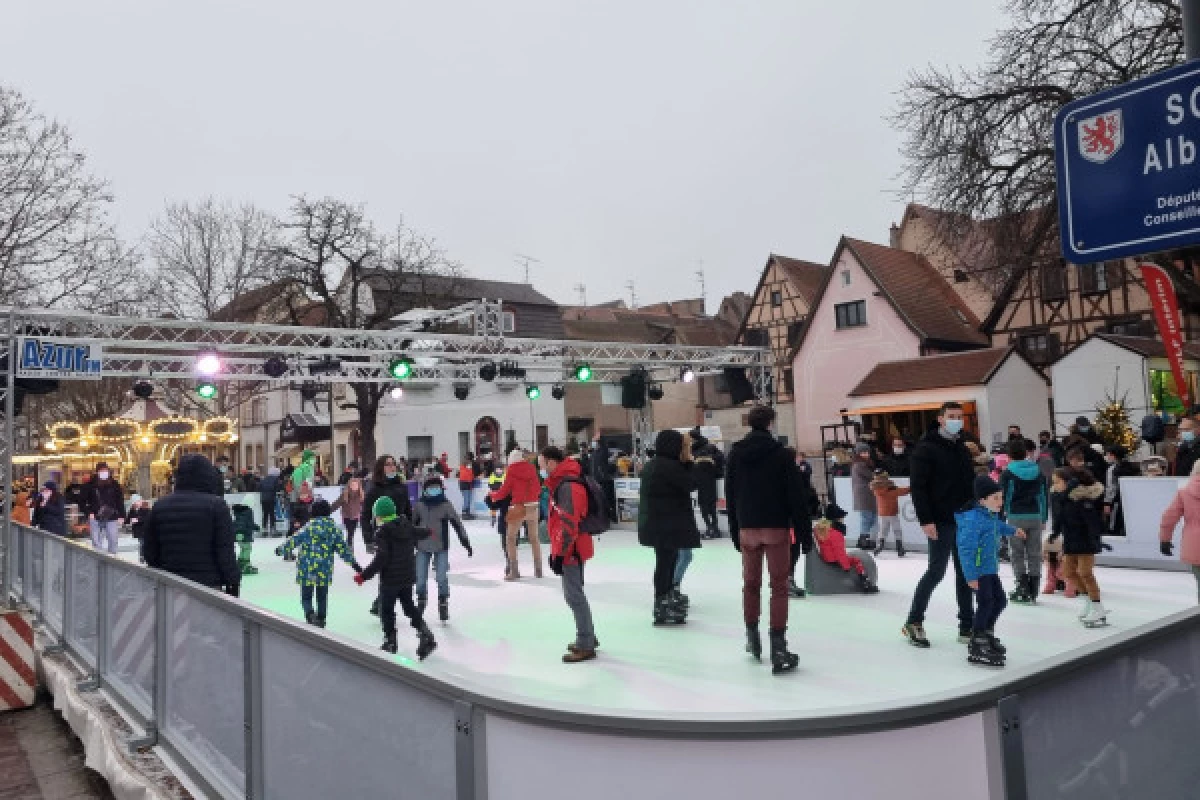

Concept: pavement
[[0, 695, 113, 800]]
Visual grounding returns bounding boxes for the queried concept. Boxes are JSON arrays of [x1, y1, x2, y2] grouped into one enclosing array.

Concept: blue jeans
[[972, 573, 1007, 632], [859, 510, 878, 537], [674, 548, 694, 586], [906, 520, 974, 628], [90, 519, 120, 554], [416, 549, 450, 599], [301, 584, 329, 619], [461, 487, 474, 515]]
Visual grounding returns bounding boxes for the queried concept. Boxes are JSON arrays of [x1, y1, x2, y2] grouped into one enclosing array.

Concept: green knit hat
[[372, 495, 397, 520]]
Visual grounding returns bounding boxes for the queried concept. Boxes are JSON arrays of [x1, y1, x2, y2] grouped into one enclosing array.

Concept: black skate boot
[[873, 539, 885, 557], [858, 573, 880, 594], [652, 595, 686, 626], [416, 624, 438, 660], [381, 630, 398, 654], [438, 596, 449, 623], [305, 612, 316, 626], [982, 630, 1006, 655], [788, 577, 806, 598], [369, 595, 380, 616], [769, 630, 799, 675], [745, 626, 762, 662], [967, 631, 1005, 667], [1025, 575, 1039, 606], [896, 540, 906, 558], [314, 616, 326, 628], [1009, 579, 1031, 604], [671, 584, 689, 609]]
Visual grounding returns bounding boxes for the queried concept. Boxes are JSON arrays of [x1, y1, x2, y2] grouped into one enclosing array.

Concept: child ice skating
[[956, 476, 1016, 667], [999, 439, 1048, 604], [1049, 467, 1109, 627], [276, 499, 362, 627], [412, 476, 474, 622], [869, 470, 910, 557], [231, 503, 260, 575], [813, 517, 879, 593], [354, 496, 438, 659]]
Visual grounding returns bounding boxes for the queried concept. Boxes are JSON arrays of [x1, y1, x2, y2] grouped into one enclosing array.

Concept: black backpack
[[556, 476, 609, 535], [1141, 414, 1165, 444]]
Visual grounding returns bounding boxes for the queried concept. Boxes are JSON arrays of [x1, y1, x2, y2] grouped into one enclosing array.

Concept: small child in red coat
[[815, 504, 879, 593]]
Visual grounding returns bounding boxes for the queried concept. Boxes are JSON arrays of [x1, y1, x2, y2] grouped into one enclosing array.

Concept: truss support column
[[631, 405, 654, 461], [2, 309, 13, 607], [751, 364, 774, 407]]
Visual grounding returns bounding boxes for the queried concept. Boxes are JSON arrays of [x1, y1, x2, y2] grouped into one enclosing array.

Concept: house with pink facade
[[790, 237, 990, 453]]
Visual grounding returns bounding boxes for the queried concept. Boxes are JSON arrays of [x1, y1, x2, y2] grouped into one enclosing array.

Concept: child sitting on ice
[[277, 499, 362, 627], [813, 511, 879, 594]]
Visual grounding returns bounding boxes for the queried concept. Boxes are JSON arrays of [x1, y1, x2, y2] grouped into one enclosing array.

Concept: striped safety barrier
[[0, 610, 36, 710]]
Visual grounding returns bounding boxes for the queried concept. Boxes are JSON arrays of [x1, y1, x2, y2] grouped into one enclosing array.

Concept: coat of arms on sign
[[1077, 110, 1123, 164]]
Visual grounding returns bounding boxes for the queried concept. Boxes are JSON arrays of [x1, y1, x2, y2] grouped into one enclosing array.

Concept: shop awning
[[279, 413, 331, 445], [851, 401, 976, 416]]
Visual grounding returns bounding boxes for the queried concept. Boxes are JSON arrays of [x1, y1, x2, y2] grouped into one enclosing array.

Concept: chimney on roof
[[889, 223, 901, 248]]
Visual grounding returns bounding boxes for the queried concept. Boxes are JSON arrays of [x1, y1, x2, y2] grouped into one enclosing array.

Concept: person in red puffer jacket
[[541, 446, 597, 663], [490, 449, 544, 580]]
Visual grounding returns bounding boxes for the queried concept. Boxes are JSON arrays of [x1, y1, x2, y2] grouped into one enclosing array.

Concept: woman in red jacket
[[490, 448, 543, 579], [542, 446, 597, 663]]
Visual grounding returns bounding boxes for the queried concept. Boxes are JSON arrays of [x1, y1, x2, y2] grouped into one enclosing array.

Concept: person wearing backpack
[[541, 445, 598, 663]]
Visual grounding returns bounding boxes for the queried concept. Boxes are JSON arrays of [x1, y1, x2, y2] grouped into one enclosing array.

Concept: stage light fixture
[[132, 381, 153, 399], [574, 363, 593, 382], [263, 357, 288, 379], [551, 385, 566, 400], [648, 383, 665, 401], [300, 382, 320, 401], [388, 357, 414, 380], [479, 362, 498, 382], [454, 384, 470, 401], [526, 384, 541, 400], [196, 382, 218, 400], [680, 366, 696, 384], [196, 352, 221, 376], [389, 386, 404, 400], [308, 356, 343, 376]]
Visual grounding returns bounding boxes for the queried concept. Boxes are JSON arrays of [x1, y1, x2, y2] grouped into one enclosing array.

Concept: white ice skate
[[1081, 602, 1109, 628], [1077, 597, 1092, 620]]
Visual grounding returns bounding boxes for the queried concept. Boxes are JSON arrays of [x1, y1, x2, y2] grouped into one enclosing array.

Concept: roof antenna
[[514, 253, 540, 284], [696, 262, 706, 314], [625, 280, 637, 310]]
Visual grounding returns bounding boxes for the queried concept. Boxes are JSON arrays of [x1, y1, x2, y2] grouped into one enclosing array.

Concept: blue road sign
[[1056, 61, 1200, 263]]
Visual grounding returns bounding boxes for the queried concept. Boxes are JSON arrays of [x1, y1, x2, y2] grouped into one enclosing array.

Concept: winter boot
[[1026, 575, 1039, 605], [901, 622, 930, 648], [982, 630, 1006, 655], [370, 595, 380, 616], [745, 626, 762, 661], [1008, 578, 1031, 604], [858, 572, 880, 594], [652, 595, 686, 626], [896, 540, 906, 558], [1082, 601, 1109, 628], [416, 624, 438, 660], [788, 577, 806, 598], [305, 612, 316, 626], [381, 630, 398, 654], [416, 591, 428, 617], [438, 596, 449, 623], [769, 630, 799, 675], [967, 631, 1005, 667], [1077, 596, 1093, 620], [671, 584, 690, 609]]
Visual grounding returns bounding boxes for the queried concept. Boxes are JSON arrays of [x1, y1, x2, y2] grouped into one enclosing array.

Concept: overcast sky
[[2, 1, 1005, 310]]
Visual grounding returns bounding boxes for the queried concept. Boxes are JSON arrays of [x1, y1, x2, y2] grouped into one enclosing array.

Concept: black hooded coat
[[143, 454, 238, 589]]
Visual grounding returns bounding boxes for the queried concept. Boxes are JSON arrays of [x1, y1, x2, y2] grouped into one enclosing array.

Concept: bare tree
[[893, 0, 1184, 282], [0, 85, 142, 310], [147, 198, 277, 319], [270, 196, 462, 464]]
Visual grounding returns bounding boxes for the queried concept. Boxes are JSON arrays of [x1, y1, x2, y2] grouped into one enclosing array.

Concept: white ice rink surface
[[121, 519, 1198, 718]]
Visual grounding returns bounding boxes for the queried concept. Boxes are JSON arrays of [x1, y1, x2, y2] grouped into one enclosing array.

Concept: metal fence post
[[997, 694, 1028, 800], [128, 581, 168, 751], [455, 700, 476, 800], [62, 545, 74, 645], [243, 620, 264, 800], [95, 560, 110, 685]]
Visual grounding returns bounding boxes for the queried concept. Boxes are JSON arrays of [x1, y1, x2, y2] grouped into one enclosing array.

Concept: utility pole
[[574, 283, 587, 306], [514, 253, 541, 284], [625, 280, 638, 310], [1187, 0, 1200, 60], [696, 263, 706, 314]]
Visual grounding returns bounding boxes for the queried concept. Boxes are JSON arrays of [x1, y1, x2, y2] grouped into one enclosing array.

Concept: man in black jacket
[[902, 401, 976, 648], [1175, 417, 1200, 477], [143, 454, 240, 595], [589, 436, 618, 523], [689, 428, 725, 539], [881, 437, 911, 477], [726, 405, 814, 675]]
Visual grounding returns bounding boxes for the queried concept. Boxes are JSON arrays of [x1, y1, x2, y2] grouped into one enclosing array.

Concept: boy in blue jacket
[[956, 475, 1017, 667]]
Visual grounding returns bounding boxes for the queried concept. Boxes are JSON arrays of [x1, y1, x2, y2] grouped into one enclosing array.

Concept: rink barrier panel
[[7, 523, 1200, 800]]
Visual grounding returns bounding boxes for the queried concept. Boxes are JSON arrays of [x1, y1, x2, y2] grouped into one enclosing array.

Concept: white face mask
[[893, 447, 905, 455], [98, 471, 110, 481]]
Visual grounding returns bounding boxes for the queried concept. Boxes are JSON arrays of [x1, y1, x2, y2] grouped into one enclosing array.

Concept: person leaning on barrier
[[143, 454, 240, 597]]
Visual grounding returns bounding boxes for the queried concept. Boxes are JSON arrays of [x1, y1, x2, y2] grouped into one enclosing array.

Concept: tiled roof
[[364, 272, 557, 307], [772, 255, 828, 307], [210, 280, 302, 322], [843, 238, 990, 347], [1091, 334, 1200, 361], [849, 348, 1024, 396]]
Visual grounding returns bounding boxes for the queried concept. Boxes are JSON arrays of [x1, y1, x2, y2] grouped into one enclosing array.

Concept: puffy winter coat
[[956, 505, 1016, 583], [1000, 460, 1048, 523], [143, 455, 239, 589], [546, 458, 593, 565], [360, 517, 430, 588], [281, 516, 357, 586], [83, 479, 124, 521], [413, 493, 470, 553], [33, 496, 66, 536], [690, 441, 724, 506], [637, 454, 700, 551], [490, 460, 541, 505], [909, 428, 975, 526], [1160, 475, 1200, 566], [1051, 481, 1106, 555], [725, 430, 813, 551]]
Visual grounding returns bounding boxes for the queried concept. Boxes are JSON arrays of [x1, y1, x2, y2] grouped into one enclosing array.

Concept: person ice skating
[[689, 428, 724, 539], [231, 503, 260, 576], [457, 459, 476, 519], [999, 439, 1048, 605], [331, 476, 365, 550], [83, 461, 124, 554], [1049, 467, 1109, 627], [883, 437, 911, 477], [726, 406, 814, 674], [277, 499, 361, 627], [956, 476, 1016, 667], [903, 401, 977, 648], [258, 466, 283, 537], [281, 503, 309, 561], [812, 518, 879, 593], [354, 496, 437, 659], [850, 444, 878, 549], [364, 454, 412, 555], [489, 449, 543, 580], [1159, 459, 1200, 602], [870, 470, 909, 557], [486, 467, 504, 525], [638, 430, 701, 626], [412, 476, 473, 622], [1038, 431, 1065, 468], [32, 482, 67, 537], [541, 446, 599, 663]]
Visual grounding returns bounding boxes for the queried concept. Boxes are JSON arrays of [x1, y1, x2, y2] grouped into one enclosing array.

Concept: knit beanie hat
[[974, 474, 1002, 501], [310, 498, 332, 518], [372, 495, 397, 520]]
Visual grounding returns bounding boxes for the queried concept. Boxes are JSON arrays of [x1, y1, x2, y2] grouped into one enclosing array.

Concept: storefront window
[[1150, 369, 1199, 415]]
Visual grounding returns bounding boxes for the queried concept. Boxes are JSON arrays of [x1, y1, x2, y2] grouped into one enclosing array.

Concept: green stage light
[[526, 384, 541, 400], [388, 357, 414, 380], [574, 363, 593, 382], [196, 382, 218, 400]]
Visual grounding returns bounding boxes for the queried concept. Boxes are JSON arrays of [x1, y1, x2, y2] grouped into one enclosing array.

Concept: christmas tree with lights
[[1094, 392, 1139, 451]]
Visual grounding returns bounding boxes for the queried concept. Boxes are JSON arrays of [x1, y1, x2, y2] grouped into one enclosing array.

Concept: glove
[[548, 554, 564, 576], [350, 560, 363, 573], [353, 573, 365, 586], [225, 583, 240, 598], [1161, 541, 1175, 556]]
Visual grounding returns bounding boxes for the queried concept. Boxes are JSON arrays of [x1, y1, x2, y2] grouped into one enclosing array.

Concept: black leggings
[[344, 518, 359, 548], [654, 546, 679, 596]]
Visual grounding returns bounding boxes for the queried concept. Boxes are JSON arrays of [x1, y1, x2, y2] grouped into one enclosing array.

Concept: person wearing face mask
[[32, 481, 66, 537], [1175, 418, 1200, 478], [1072, 416, 1103, 447], [412, 476, 473, 622], [363, 454, 414, 615], [882, 438, 911, 477], [902, 401, 977, 649], [84, 461, 125, 554], [215, 456, 244, 494]]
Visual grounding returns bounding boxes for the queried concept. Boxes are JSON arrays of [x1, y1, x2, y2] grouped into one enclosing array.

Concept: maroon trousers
[[741, 527, 791, 631]]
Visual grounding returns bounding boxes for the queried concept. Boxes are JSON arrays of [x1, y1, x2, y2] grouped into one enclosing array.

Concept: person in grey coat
[[412, 475, 474, 622], [850, 444, 878, 548]]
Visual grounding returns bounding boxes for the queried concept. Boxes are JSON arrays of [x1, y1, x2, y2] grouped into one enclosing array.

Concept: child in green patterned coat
[[278, 499, 362, 627]]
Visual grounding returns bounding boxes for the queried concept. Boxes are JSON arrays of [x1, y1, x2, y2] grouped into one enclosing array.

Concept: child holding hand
[[277, 499, 361, 628]]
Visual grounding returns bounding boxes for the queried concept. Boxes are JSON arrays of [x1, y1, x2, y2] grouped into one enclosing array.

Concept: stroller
[[231, 504, 260, 575]]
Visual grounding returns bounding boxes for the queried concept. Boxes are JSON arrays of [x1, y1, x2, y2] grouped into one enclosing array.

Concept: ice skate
[[1008, 579, 1031, 604], [1077, 596, 1093, 620], [982, 630, 1006, 655], [562, 646, 596, 664], [381, 631, 398, 654], [438, 596, 449, 623], [896, 540, 906, 558], [314, 616, 326, 628], [958, 626, 973, 644], [652, 595, 686, 626], [901, 622, 930, 648], [241, 564, 260, 575], [566, 639, 600, 653], [305, 612, 316, 626], [788, 577, 806, 598], [416, 625, 438, 660], [504, 565, 520, 581], [1025, 575, 1039, 605], [1082, 602, 1109, 628], [769, 630, 798, 675], [671, 584, 689, 608], [858, 573, 879, 594], [967, 632, 1005, 667], [370, 596, 380, 616], [745, 626, 762, 662], [873, 539, 885, 557]]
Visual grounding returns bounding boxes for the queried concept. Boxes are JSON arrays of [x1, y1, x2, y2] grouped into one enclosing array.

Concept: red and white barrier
[[0, 610, 36, 710]]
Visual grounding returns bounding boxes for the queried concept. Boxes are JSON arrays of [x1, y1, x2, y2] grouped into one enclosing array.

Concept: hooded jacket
[[1160, 475, 1200, 566], [1051, 480, 1106, 555], [143, 455, 239, 589], [546, 458, 593, 565], [360, 516, 430, 588], [909, 428, 975, 527], [955, 505, 1017, 583], [638, 431, 701, 551], [490, 455, 541, 505], [280, 516, 358, 586], [724, 429, 813, 551], [413, 491, 470, 553], [1000, 460, 1048, 522], [690, 435, 724, 505]]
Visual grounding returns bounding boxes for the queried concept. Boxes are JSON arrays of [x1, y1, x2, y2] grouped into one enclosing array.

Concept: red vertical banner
[[1139, 263, 1191, 409]]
